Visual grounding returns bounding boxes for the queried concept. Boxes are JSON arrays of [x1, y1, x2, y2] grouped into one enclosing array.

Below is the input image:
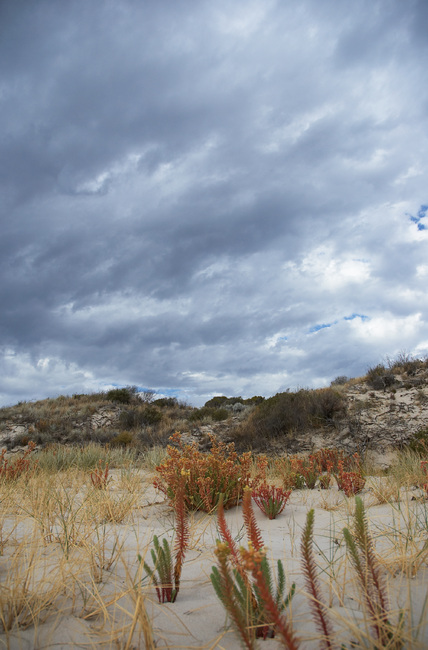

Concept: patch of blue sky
[[308, 314, 369, 334], [308, 322, 335, 333], [407, 204, 427, 230], [344, 313, 369, 321]]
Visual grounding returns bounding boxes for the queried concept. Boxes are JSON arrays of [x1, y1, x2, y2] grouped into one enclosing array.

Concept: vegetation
[[0, 435, 425, 646], [139, 475, 189, 603], [231, 387, 347, 451], [153, 432, 266, 511], [211, 489, 296, 644]]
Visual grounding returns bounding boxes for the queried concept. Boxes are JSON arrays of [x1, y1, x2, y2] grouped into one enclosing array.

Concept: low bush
[[330, 375, 349, 386], [235, 388, 347, 449], [154, 433, 266, 512], [0, 442, 37, 481], [188, 407, 229, 422], [252, 484, 291, 519], [106, 386, 140, 404], [408, 427, 428, 455], [366, 364, 396, 391], [388, 352, 428, 377], [153, 397, 178, 408], [110, 430, 134, 447]]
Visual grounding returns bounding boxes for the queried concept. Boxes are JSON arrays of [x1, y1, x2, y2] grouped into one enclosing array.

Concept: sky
[[1, 0, 428, 407]]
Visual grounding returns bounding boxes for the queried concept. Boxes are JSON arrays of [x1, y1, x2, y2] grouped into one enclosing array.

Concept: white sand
[[1, 474, 427, 649]]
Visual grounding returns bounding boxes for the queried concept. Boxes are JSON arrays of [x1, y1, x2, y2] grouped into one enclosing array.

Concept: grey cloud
[[1, 0, 427, 406]]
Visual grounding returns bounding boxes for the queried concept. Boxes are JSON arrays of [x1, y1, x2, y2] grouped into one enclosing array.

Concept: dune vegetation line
[[0, 355, 428, 647]]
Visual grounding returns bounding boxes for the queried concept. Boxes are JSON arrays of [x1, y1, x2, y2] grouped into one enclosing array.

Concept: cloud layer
[[1, 0, 428, 405]]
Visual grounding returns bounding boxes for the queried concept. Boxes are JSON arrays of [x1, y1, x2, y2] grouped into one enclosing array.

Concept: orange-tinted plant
[[343, 497, 400, 647], [300, 509, 335, 650], [252, 484, 291, 519], [0, 441, 37, 481], [338, 470, 366, 497], [140, 474, 189, 603], [292, 456, 320, 489], [154, 432, 265, 512], [275, 457, 305, 490], [90, 460, 110, 489], [211, 488, 296, 643]]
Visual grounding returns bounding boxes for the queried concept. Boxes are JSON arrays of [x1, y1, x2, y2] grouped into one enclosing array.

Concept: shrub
[[330, 375, 349, 386], [211, 489, 296, 643], [153, 397, 178, 408], [154, 433, 265, 512], [106, 386, 140, 404], [110, 431, 134, 447], [337, 471, 366, 497], [188, 406, 229, 422], [106, 388, 132, 404], [388, 352, 427, 376], [204, 396, 228, 408], [275, 449, 361, 491], [366, 365, 396, 391], [140, 476, 189, 603], [252, 484, 291, 519], [0, 442, 37, 481], [211, 408, 229, 422], [90, 460, 110, 489], [140, 406, 163, 425], [239, 388, 347, 447], [408, 427, 428, 455]]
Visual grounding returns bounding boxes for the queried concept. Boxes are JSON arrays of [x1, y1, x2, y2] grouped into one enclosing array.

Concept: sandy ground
[[1, 473, 427, 649]]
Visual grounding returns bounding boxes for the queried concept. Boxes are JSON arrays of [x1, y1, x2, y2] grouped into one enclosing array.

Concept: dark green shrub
[[140, 406, 163, 425], [106, 388, 132, 404], [235, 388, 347, 446], [330, 375, 349, 386], [110, 430, 134, 447], [366, 365, 396, 391], [211, 408, 229, 422], [310, 388, 347, 425], [118, 409, 138, 429], [243, 396, 265, 405], [118, 405, 163, 429], [189, 406, 229, 422], [408, 427, 428, 455], [154, 397, 178, 408], [204, 396, 229, 408]]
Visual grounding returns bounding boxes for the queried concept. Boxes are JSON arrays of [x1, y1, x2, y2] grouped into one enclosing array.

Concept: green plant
[[300, 509, 335, 650], [318, 473, 332, 489], [188, 406, 229, 422], [106, 387, 133, 404], [110, 430, 134, 447], [238, 389, 347, 450], [139, 476, 189, 603], [154, 432, 265, 512], [330, 375, 349, 386], [252, 484, 291, 519], [408, 428, 428, 455], [343, 497, 404, 648], [211, 489, 296, 645]]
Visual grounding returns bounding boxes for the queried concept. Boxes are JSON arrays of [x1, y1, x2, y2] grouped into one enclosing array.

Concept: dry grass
[[0, 445, 426, 647]]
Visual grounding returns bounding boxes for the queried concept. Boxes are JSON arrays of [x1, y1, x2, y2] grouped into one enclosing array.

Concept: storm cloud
[[1, 0, 427, 405]]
